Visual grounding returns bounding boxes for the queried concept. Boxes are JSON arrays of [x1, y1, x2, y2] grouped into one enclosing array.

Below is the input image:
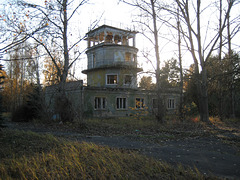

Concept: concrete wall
[[45, 82, 180, 119], [86, 45, 138, 69], [87, 68, 137, 88], [83, 87, 180, 117]]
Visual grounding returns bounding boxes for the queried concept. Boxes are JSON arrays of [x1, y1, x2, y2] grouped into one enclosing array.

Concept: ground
[[2, 117, 240, 179]]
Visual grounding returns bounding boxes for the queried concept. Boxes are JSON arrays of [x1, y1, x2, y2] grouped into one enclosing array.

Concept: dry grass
[[0, 129, 210, 179], [84, 116, 208, 140]]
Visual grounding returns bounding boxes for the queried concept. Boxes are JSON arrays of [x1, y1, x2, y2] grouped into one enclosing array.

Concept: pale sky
[[1, 0, 240, 83], [77, 0, 180, 79]]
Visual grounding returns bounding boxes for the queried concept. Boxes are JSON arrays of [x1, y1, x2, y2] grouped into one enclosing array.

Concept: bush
[[11, 86, 43, 122], [182, 102, 198, 117], [11, 104, 32, 122]]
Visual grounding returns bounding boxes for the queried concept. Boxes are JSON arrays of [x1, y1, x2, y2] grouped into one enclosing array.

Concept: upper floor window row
[[106, 74, 133, 86]]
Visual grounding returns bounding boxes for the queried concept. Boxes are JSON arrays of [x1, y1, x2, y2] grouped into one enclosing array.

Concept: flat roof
[[86, 24, 138, 37]]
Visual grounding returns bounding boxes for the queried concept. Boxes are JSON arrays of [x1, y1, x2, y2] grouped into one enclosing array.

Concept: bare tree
[[226, 0, 236, 118], [122, 0, 239, 122], [0, 0, 97, 121], [173, 0, 237, 122], [121, 0, 168, 122], [177, 7, 184, 121], [1, 0, 92, 93]]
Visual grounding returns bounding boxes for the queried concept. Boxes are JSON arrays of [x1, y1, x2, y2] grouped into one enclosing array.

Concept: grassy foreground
[[0, 129, 208, 179]]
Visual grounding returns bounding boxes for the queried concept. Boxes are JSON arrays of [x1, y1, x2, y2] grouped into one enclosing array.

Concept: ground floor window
[[167, 98, 175, 109], [116, 97, 127, 109], [136, 98, 145, 108], [94, 97, 106, 109]]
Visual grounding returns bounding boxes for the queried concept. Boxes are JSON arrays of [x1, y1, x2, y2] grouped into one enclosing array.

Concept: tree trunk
[[150, 0, 164, 122], [61, 0, 69, 94], [177, 7, 184, 121], [218, 0, 223, 119], [196, 0, 209, 123], [227, 7, 235, 118], [200, 68, 209, 122]]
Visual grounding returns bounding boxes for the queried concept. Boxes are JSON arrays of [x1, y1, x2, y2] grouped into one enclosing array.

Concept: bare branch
[[68, 0, 89, 21]]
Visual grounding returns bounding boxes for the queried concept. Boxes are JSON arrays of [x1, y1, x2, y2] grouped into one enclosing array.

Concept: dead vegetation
[[0, 129, 212, 179]]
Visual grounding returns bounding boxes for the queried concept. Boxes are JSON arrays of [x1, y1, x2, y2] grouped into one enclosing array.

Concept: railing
[[88, 59, 138, 69]]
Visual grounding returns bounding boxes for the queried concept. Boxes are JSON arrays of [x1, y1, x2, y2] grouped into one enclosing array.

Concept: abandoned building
[[45, 25, 180, 118]]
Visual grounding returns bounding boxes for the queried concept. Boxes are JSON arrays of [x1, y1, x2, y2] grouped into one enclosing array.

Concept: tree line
[[139, 52, 240, 119], [123, 0, 240, 122]]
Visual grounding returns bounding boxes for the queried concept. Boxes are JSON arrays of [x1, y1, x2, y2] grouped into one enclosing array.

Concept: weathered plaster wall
[[83, 87, 180, 117], [45, 82, 180, 119], [86, 45, 138, 69], [87, 68, 137, 88]]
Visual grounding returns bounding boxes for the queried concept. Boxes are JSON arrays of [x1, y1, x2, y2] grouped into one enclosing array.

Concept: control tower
[[82, 25, 142, 89]]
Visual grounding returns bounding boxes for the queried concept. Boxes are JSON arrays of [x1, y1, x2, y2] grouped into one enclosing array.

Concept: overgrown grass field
[[84, 116, 211, 142], [0, 129, 208, 179]]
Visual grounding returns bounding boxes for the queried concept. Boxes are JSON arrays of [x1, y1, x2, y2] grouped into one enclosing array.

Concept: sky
[[0, 0, 240, 83], [76, 0, 181, 81], [76, 0, 240, 78]]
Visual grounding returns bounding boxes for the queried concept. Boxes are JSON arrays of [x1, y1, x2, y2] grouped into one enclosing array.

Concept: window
[[125, 52, 131, 61], [124, 75, 132, 85], [106, 74, 118, 85], [168, 98, 175, 109], [116, 98, 127, 110], [94, 97, 106, 110], [136, 98, 145, 109], [91, 54, 96, 68]]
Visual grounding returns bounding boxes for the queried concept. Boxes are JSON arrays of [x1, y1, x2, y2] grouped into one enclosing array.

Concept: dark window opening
[[117, 98, 127, 109], [168, 99, 175, 109], [107, 75, 118, 85], [94, 97, 106, 110], [136, 98, 145, 109], [124, 75, 132, 85]]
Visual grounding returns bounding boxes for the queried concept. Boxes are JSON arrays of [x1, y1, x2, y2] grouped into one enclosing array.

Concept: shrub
[[129, 101, 149, 121], [11, 86, 43, 122], [182, 102, 198, 117], [11, 104, 32, 122]]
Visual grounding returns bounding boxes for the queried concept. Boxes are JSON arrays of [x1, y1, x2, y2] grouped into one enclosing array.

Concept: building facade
[[45, 25, 180, 118]]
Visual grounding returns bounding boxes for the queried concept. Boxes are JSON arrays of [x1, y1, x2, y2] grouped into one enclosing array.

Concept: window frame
[[125, 52, 131, 62], [135, 98, 145, 109], [106, 74, 118, 85], [167, 98, 175, 109], [94, 97, 106, 110], [116, 97, 127, 110], [124, 74, 133, 85]]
